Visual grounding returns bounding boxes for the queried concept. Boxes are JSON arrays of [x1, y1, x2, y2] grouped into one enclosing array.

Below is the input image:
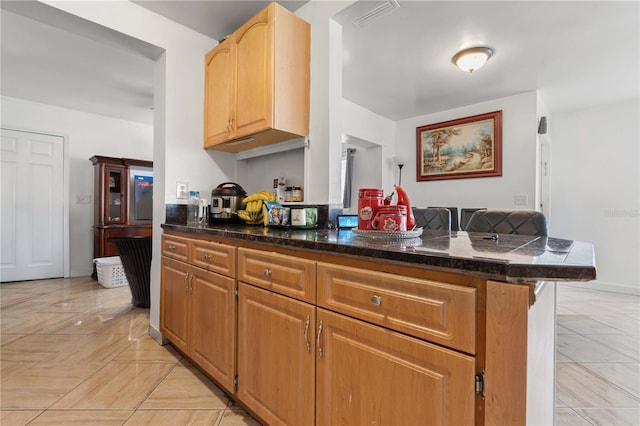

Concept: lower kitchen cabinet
[[237, 282, 316, 426], [190, 267, 236, 391], [160, 257, 190, 353], [160, 256, 236, 392], [160, 230, 547, 425], [315, 308, 476, 426]]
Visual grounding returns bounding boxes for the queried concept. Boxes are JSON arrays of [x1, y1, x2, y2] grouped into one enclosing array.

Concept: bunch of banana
[[237, 190, 276, 225], [243, 190, 276, 204]]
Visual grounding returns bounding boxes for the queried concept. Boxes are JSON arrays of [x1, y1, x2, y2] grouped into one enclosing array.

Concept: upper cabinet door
[[234, 7, 272, 139], [203, 2, 309, 153], [204, 37, 235, 147]]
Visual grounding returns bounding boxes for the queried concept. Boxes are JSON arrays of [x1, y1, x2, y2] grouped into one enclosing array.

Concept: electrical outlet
[[76, 194, 91, 204], [514, 195, 528, 205], [176, 181, 189, 199]]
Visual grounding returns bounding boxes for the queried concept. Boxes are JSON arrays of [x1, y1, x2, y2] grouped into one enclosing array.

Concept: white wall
[[550, 99, 639, 293], [341, 99, 396, 203], [243, 149, 305, 197], [296, 1, 355, 205], [1, 96, 153, 277], [42, 0, 228, 335], [394, 91, 539, 211], [535, 93, 551, 216]]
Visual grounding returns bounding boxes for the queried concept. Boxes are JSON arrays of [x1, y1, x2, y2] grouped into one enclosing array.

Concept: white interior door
[[1, 128, 64, 282]]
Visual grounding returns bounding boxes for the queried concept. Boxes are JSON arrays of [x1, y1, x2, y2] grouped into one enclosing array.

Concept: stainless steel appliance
[[209, 182, 247, 222]]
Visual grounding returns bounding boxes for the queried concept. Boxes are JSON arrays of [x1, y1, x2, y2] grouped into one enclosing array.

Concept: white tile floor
[[0, 277, 259, 426], [1, 278, 638, 425], [555, 283, 640, 425]]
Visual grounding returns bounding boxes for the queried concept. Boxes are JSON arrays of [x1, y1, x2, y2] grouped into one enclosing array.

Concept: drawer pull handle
[[371, 295, 382, 306], [168, 244, 176, 251], [263, 269, 272, 278], [317, 320, 324, 358], [304, 316, 310, 352], [203, 254, 211, 261]]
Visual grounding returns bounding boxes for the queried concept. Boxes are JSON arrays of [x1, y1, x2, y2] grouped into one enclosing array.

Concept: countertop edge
[[161, 223, 596, 283]]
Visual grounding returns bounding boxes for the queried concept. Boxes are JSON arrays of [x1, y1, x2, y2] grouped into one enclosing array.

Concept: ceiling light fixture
[[452, 47, 493, 73]]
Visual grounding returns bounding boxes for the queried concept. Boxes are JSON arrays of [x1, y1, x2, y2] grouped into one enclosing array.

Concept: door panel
[[237, 283, 315, 426], [0, 129, 64, 282], [204, 38, 235, 147], [316, 308, 475, 426], [191, 268, 236, 392], [235, 9, 272, 137], [160, 257, 190, 353]]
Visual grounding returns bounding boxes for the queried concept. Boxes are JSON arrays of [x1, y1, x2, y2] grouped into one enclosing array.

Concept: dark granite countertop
[[161, 223, 596, 283]]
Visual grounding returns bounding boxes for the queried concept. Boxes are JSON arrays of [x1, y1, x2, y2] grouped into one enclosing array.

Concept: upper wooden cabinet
[[204, 2, 310, 152]]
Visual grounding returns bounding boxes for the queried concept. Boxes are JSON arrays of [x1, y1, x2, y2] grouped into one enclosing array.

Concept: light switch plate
[[76, 194, 91, 204], [514, 195, 528, 205]]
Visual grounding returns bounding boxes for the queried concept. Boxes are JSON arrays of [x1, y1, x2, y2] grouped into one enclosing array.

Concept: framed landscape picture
[[416, 110, 502, 181]]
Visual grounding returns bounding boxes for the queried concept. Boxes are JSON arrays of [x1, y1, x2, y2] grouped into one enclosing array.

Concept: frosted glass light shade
[[452, 47, 493, 73]]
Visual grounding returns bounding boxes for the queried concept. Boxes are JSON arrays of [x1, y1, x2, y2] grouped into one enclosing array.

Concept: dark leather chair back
[[429, 206, 459, 231], [413, 207, 451, 231], [463, 210, 548, 236], [460, 208, 486, 230]]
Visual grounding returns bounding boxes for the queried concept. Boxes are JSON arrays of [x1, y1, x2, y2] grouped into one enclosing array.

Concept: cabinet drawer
[[317, 263, 476, 354], [162, 234, 189, 262], [190, 240, 236, 277], [237, 247, 316, 303]]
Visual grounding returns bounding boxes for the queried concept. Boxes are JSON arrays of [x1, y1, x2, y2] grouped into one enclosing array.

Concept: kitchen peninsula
[[160, 223, 595, 426]]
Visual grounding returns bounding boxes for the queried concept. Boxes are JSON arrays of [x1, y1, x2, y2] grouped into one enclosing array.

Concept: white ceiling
[[130, 0, 308, 42], [1, 1, 638, 125], [1, 1, 163, 124], [335, 1, 639, 120]]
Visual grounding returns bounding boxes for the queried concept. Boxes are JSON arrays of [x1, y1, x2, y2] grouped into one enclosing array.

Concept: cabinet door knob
[[263, 269, 272, 278], [371, 295, 382, 306]]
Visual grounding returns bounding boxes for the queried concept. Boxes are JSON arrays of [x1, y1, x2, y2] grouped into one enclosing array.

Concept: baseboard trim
[[558, 281, 639, 296], [148, 325, 168, 345]]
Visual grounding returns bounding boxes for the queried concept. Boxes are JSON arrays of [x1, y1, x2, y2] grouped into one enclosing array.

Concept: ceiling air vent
[[352, 0, 400, 26]]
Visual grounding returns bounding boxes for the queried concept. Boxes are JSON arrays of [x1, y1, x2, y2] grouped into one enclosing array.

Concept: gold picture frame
[[416, 110, 502, 181]]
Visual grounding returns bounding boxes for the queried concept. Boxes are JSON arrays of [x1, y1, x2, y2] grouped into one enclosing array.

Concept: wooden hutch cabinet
[[90, 156, 153, 267]]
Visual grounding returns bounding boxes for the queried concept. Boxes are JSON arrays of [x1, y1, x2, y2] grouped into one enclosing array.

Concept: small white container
[[291, 208, 306, 226], [93, 256, 128, 288]]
